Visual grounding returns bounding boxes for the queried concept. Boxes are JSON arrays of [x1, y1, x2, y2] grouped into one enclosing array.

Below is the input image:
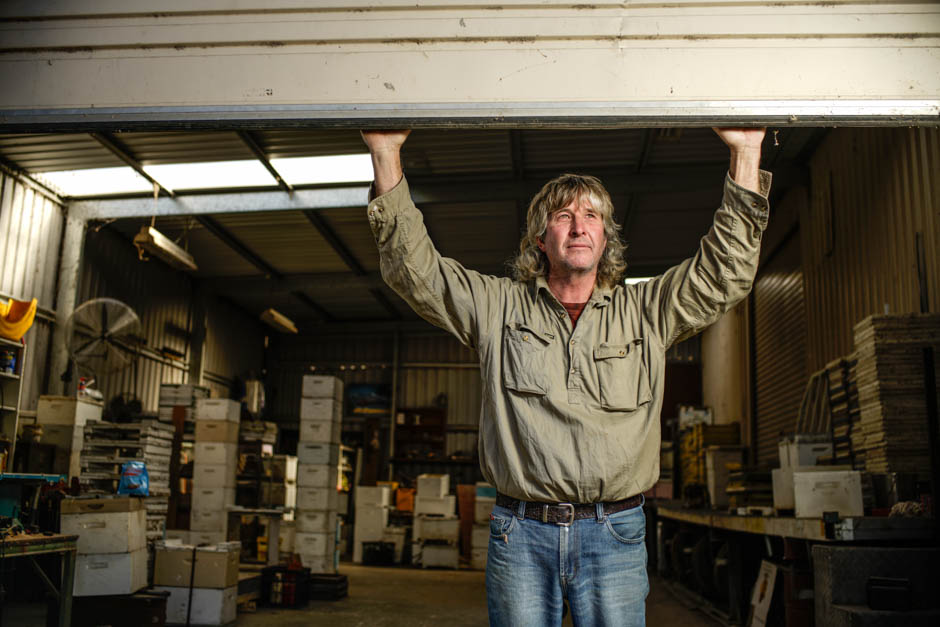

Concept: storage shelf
[[0, 337, 23, 349], [0, 372, 20, 380]]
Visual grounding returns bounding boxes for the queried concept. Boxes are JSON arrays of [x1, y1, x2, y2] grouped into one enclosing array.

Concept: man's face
[[537, 195, 607, 279]]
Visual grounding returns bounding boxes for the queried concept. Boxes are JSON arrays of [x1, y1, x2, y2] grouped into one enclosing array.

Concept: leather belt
[[495, 492, 643, 526]]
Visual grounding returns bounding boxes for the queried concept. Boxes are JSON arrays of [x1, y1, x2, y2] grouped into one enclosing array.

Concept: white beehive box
[[195, 398, 240, 423], [297, 442, 339, 466], [417, 474, 449, 498], [299, 418, 342, 444], [415, 494, 456, 516], [155, 585, 237, 626], [794, 470, 863, 518], [414, 515, 460, 542], [778, 434, 833, 468], [74, 548, 148, 597], [301, 375, 344, 400], [296, 486, 338, 511], [296, 463, 339, 488], [299, 397, 342, 422], [421, 543, 459, 569], [60, 498, 146, 555], [38, 395, 103, 426]]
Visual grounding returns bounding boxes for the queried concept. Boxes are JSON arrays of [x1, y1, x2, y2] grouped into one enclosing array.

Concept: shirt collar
[[530, 276, 612, 307]]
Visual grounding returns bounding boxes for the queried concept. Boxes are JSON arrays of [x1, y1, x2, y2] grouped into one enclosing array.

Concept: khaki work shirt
[[368, 171, 771, 503]]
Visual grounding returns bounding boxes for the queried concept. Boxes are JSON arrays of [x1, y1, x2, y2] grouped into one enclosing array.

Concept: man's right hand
[[361, 129, 411, 196]]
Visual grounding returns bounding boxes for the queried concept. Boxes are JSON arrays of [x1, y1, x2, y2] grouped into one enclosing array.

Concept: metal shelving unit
[[0, 335, 27, 470]]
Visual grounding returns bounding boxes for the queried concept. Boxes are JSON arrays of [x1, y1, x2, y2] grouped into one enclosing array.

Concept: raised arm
[[361, 129, 410, 195], [637, 127, 771, 348]]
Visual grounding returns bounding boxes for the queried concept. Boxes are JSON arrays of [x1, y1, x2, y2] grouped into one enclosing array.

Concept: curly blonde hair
[[511, 173, 627, 288]]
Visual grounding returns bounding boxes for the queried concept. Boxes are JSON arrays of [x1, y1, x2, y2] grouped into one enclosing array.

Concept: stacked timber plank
[[79, 419, 175, 541], [853, 314, 940, 480], [158, 383, 210, 439], [824, 355, 861, 468]]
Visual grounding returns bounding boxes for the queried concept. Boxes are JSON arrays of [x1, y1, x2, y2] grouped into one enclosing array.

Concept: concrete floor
[[239, 563, 722, 626]]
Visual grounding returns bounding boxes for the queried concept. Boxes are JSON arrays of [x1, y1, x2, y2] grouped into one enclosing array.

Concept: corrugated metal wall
[[78, 226, 264, 411], [801, 128, 939, 372], [0, 170, 63, 412], [753, 231, 807, 466]]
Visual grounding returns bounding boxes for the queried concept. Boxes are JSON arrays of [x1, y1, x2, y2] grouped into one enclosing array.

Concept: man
[[362, 127, 769, 626]]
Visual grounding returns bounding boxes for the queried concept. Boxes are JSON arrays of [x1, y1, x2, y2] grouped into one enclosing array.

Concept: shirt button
[[522, 334, 529, 341], [570, 340, 576, 346], [569, 369, 575, 374]]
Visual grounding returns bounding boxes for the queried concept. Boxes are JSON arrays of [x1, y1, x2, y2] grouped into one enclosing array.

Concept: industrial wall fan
[[65, 298, 143, 377]]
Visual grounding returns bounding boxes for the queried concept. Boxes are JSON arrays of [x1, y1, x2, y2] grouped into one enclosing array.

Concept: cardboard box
[[296, 463, 338, 488], [297, 442, 339, 466], [295, 510, 338, 533], [299, 397, 342, 422], [794, 470, 863, 518], [471, 523, 490, 549], [355, 485, 392, 508], [73, 548, 147, 597], [193, 487, 236, 511], [417, 474, 449, 498], [296, 486, 338, 511], [154, 585, 237, 626], [414, 515, 460, 542], [421, 543, 459, 569], [61, 498, 146, 555], [295, 531, 335, 557], [299, 418, 341, 444], [190, 508, 227, 532], [153, 544, 240, 588], [415, 494, 456, 516], [195, 398, 240, 423], [38, 395, 103, 426], [778, 434, 833, 469], [194, 441, 238, 466], [194, 420, 240, 443], [475, 496, 496, 523], [193, 462, 236, 489], [301, 375, 344, 400]]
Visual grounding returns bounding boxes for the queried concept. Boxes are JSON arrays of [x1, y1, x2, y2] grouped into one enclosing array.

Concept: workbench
[[656, 501, 933, 541], [0, 533, 77, 627]]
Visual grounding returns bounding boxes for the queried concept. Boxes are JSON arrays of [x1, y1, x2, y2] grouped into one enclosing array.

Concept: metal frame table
[[0, 533, 77, 627]]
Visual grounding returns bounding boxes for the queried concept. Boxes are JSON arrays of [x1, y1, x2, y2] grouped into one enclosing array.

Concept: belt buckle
[[555, 503, 575, 527]]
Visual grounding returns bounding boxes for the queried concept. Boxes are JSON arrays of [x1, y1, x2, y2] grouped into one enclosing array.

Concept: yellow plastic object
[[0, 298, 37, 341]]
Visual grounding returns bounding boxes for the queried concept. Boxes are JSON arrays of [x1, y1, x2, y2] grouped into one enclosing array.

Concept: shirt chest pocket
[[593, 339, 653, 411], [502, 323, 554, 395]]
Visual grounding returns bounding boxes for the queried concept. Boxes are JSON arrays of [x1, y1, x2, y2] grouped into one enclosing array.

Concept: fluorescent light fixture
[[133, 226, 198, 272], [270, 154, 373, 186], [260, 308, 298, 334], [35, 167, 153, 197], [143, 159, 276, 191], [625, 277, 653, 285]]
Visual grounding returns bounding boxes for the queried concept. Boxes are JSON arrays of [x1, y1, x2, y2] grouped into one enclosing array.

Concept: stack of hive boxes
[[36, 395, 103, 479], [192, 398, 241, 543], [412, 473, 458, 569], [295, 375, 343, 572], [158, 383, 210, 431], [153, 540, 241, 625], [471, 481, 496, 570], [352, 485, 392, 563], [61, 496, 148, 597]]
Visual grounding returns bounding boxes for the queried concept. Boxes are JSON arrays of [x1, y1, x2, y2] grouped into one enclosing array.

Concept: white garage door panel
[[0, 1, 937, 126]]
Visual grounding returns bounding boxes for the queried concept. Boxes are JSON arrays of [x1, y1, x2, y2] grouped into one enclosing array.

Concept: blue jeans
[[485, 498, 648, 627]]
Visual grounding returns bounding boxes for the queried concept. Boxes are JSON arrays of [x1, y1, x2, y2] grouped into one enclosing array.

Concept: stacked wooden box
[[853, 314, 940, 480], [36, 395, 103, 479], [412, 474, 458, 569], [153, 540, 241, 625], [470, 481, 496, 570], [79, 419, 174, 542], [192, 398, 241, 544], [62, 497, 148, 597], [679, 422, 741, 494], [295, 375, 343, 573]]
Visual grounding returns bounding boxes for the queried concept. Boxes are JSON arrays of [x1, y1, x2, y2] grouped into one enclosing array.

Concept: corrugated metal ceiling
[[1, 127, 819, 329]]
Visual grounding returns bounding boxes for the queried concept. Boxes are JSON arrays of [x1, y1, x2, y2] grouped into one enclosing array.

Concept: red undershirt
[[561, 301, 588, 327]]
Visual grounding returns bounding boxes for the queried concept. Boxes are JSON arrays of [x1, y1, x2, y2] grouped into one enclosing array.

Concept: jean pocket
[[489, 509, 517, 538], [604, 508, 646, 544]]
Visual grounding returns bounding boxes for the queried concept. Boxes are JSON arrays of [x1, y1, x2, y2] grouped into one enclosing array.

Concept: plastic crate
[[261, 566, 310, 608]]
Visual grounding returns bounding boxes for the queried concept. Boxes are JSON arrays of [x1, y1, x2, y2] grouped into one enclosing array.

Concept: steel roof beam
[[237, 130, 292, 193], [89, 131, 175, 198], [290, 290, 334, 323], [194, 215, 282, 279]]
